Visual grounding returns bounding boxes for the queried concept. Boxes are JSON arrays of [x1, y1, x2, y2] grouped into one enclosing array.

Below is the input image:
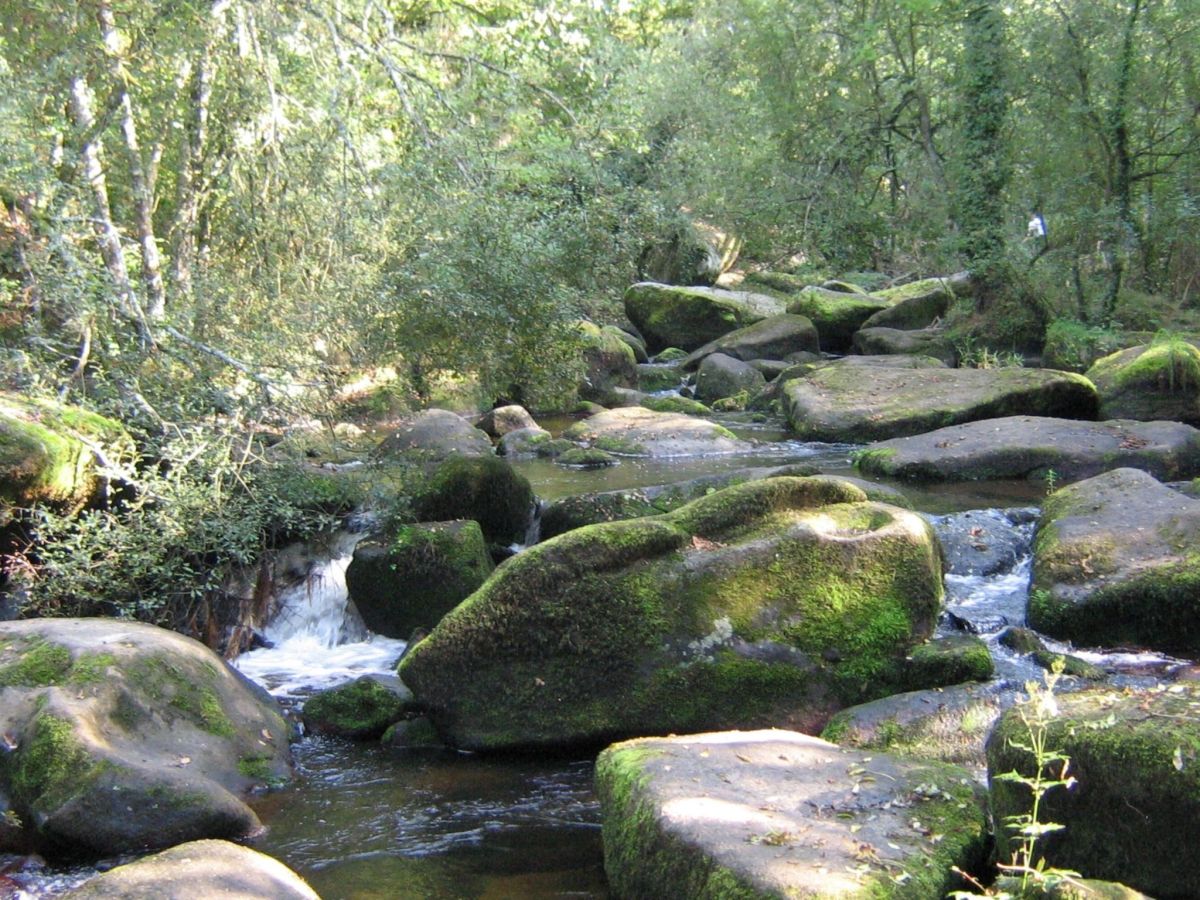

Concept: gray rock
[[597, 730, 987, 899], [1031, 467, 1200, 652], [784, 366, 1099, 443], [476, 405, 537, 438], [680, 313, 819, 370], [376, 409, 494, 461], [562, 407, 746, 457], [852, 326, 956, 364], [62, 839, 320, 899], [855, 416, 1200, 483], [624, 282, 785, 352], [0, 619, 291, 858], [498, 425, 552, 457], [694, 353, 767, 404]]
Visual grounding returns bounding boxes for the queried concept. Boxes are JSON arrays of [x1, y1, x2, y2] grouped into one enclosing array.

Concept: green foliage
[[13, 425, 353, 629]]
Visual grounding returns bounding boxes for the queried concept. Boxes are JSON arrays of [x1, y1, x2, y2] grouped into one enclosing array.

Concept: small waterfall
[[235, 531, 406, 700]]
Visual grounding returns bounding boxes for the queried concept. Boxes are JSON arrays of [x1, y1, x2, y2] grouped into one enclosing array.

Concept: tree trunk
[[97, 2, 167, 320], [68, 74, 149, 344], [1102, 0, 1143, 322]]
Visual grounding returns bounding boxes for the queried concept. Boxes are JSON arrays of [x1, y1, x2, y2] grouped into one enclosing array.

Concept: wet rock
[[903, 634, 994, 689], [301, 675, 411, 740], [855, 416, 1200, 483], [0, 619, 291, 858], [346, 520, 494, 638], [596, 730, 987, 899], [1030, 467, 1200, 653], [400, 478, 944, 750], [62, 839, 319, 899], [623, 283, 784, 352], [931, 507, 1036, 577], [996, 628, 1105, 680], [987, 684, 1200, 898], [635, 363, 684, 393], [784, 367, 1098, 443], [640, 396, 711, 416]]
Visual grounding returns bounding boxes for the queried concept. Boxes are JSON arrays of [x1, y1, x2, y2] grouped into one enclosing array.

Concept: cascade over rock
[[399, 477, 945, 751]]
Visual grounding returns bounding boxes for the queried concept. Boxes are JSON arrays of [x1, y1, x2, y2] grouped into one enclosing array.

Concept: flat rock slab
[[563, 406, 747, 457], [596, 730, 987, 899], [1031, 467, 1200, 652], [855, 416, 1200, 483], [784, 367, 1098, 443]]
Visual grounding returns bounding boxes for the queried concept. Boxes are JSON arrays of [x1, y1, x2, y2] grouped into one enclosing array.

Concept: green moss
[[655, 347, 688, 362], [851, 447, 896, 474], [413, 455, 534, 545], [641, 396, 712, 416], [11, 715, 103, 814], [534, 438, 576, 458], [237, 753, 276, 781], [903, 636, 994, 690], [593, 435, 647, 455], [557, 448, 619, 467], [0, 638, 72, 688], [302, 677, 406, 740], [711, 390, 750, 412], [126, 656, 236, 737], [67, 652, 117, 685]]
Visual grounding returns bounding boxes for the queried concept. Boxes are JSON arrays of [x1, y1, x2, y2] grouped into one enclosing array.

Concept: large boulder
[[1030, 467, 1200, 652], [680, 314, 819, 370], [784, 286, 890, 353], [1085, 337, 1200, 424], [346, 520, 494, 638], [562, 407, 746, 457], [411, 456, 534, 547], [639, 219, 740, 286], [693, 354, 766, 405], [475, 404, 537, 439], [623, 283, 785, 353], [0, 393, 134, 514], [375, 409, 494, 461], [861, 275, 968, 329], [596, 730, 987, 899], [399, 477, 945, 751], [0, 619, 291, 858], [577, 321, 638, 405], [62, 839, 320, 900], [852, 326, 956, 365], [783, 366, 1099, 443], [854, 416, 1200, 483], [987, 685, 1200, 898]]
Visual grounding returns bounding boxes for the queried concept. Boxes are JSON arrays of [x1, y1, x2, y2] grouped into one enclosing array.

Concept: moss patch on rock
[[412, 455, 534, 546], [302, 677, 407, 740]]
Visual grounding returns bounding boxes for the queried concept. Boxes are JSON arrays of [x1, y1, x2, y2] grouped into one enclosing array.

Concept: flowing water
[[7, 418, 1189, 898]]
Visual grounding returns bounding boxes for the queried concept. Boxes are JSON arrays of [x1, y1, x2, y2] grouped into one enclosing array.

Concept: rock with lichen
[[0, 618, 291, 859], [400, 476, 945, 751]]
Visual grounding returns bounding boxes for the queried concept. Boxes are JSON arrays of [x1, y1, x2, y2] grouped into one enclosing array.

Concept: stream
[[10, 416, 1188, 898]]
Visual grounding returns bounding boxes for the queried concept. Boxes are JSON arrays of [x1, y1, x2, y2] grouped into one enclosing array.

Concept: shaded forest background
[[2, 0, 1199, 627]]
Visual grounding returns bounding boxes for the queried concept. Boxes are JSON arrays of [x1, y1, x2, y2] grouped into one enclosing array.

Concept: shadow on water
[[248, 741, 608, 900]]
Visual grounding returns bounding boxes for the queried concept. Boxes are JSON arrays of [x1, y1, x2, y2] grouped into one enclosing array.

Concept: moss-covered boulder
[[639, 219, 740, 286], [861, 275, 967, 331], [0, 619, 291, 859], [497, 425, 552, 456], [399, 477, 945, 751], [562, 406, 746, 457], [0, 393, 135, 514], [635, 363, 684, 393], [577, 321, 638, 405], [852, 326, 956, 364], [375, 409, 494, 462], [62, 839, 320, 899], [902, 635, 994, 690], [693, 353, 766, 405], [596, 730, 987, 899], [784, 366, 1099, 443], [346, 520, 494, 638], [680, 313, 820, 370], [1085, 338, 1200, 424], [1030, 467, 1200, 652], [556, 447, 620, 467], [855, 416, 1200, 483], [987, 685, 1200, 898], [301, 675, 410, 740], [623, 282, 785, 352], [784, 286, 891, 353], [412, 456, 534, 547], [822, 682, 1007, 770]]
